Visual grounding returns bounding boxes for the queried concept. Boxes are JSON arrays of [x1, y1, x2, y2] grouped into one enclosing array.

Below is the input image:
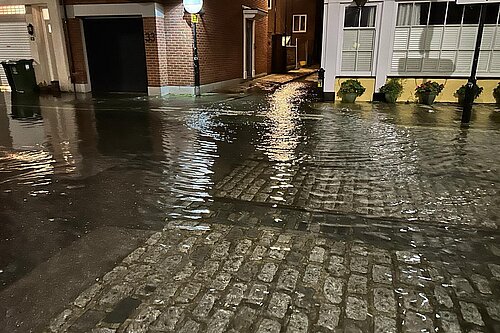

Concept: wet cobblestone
[[212, 101, 500, 230], [43, 211, 500, 333]]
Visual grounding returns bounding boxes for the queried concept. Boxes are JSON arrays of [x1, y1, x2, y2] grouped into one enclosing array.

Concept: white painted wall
[[3, 0, 72, 91], [321, 0, 500, 97], [65, 3, 160, 18]]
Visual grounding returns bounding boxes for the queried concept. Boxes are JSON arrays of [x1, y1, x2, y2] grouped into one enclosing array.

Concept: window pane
[[397, 4, 413, 26], [344, 7, 360, 27], [446, 3, 463, 25], [428, 2, 446, 25], [360, 6, 376, 27], [414, 3, 429, 25], [463, 5, 480, 24], [485, 4, 499, 24], [293, 16, 300, 31], [300, 16, 306, 31]]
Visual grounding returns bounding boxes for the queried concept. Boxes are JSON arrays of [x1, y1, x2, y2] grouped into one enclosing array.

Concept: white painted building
[[321, 0, 500, 103], [0, 2, 72, 91]]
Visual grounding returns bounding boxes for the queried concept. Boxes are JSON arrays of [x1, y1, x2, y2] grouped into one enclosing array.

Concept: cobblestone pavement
[[213, 101, 500, 230], [44, 205, 500, 333], [3, 81, 500, 333]]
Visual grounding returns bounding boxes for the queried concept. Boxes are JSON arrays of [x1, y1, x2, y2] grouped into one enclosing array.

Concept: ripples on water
[[0, 91, 499, 225], [1, 88, 500, 288]]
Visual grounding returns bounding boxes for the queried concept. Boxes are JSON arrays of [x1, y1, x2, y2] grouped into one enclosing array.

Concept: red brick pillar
[[66, 18, 88, 84], [143, 17, 162, 90]]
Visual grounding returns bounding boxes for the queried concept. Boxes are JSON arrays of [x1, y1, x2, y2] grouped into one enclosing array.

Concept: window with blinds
[[342, 6, 377, 73], [391, 1, 500, 76], [0, 5, 26, 15]]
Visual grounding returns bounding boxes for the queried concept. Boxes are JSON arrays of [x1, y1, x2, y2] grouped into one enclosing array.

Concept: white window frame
[[292, 14, 307, 33], [268, 0, 272, 10], [390, 1, 500, 77], [339, 3, 382, 77]]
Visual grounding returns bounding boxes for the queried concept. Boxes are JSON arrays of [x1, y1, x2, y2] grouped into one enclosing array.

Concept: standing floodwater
[[0, 82, 499, 332]]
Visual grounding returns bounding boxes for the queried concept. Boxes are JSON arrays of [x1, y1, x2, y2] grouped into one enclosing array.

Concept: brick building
[[268, 0, 322, 71], [0, 0, 268, 95]]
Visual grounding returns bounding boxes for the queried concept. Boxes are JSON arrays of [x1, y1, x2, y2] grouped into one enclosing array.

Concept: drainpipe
[[60, 0, 77, 94]]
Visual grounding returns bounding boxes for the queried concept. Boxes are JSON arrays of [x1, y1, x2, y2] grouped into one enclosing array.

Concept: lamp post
[[183, 0, 203, 97], [354, 0, 367, 7], [461, 3, 486, 124], [354, 0, 367, 18]]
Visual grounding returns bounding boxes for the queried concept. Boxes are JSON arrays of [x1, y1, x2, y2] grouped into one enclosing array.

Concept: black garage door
[[83, 17, 148, 94]]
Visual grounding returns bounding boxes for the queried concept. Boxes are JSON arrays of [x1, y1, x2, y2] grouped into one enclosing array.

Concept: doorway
[[244, 18, 255, 79], [83, 17, 148, 93]]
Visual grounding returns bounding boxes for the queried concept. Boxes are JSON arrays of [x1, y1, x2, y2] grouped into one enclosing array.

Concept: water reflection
[[261, 82, 306, 163], [1, 89, 500, 290], [164, 115, 217, 219], [10, 94, 42, 120], [257, 83, 310, 203]]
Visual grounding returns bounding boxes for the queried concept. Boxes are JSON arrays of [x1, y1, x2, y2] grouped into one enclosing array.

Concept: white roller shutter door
[[0, 21, 32, 85]]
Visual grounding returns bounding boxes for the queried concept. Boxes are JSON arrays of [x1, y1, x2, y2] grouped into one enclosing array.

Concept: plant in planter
[[454, 83, 483, 105], [494, 82, 500, 104], [415, 81, 445, 105], [380, 79, 404, 103], [338, 79, 366, 103]]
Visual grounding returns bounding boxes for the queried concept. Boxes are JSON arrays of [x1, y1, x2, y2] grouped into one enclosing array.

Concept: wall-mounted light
[[27, 23, 34, 36], [27, 23, 35, 40]]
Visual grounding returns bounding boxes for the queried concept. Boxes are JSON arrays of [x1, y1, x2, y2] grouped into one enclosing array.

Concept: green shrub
[[454, 83, 483, 100], [338, 79, 366, 97], [380, 79, 404, 98], [415, 81, 444, 96], [493, 82, 500, 101]]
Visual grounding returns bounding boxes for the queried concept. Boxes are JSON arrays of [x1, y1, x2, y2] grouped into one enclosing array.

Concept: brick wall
[[270, 0, 321, 64], [66, 18, 87, 84], [254, 14, 269, 76], [289, 0, 318, 63], [164, 1, 194, 86], [143, 17, 170, 87], [65, 0, 269, 90], [195, 0, 268, 85]]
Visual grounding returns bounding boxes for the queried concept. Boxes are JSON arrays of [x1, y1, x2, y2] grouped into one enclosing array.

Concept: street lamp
[[353, 0, 367, 7], [183, 0, 203, 97]]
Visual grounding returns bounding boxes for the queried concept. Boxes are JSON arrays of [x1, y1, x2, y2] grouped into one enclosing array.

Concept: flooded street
[[1, 81, 500, 332]]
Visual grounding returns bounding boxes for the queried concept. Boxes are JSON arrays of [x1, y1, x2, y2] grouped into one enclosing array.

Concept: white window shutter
[[424, 27, 443, 50], [406, 51, 423, 71], [343, 30, 358, 51], [391, 51, 407, 72], [357, 52, 373, 71], [342, 51, 357, 71], [358, 30, 375, 51], [459, 27, 479, 50], [491, 51, 500, 72], [409, 27, 425, 50], [393, 28, 410, 50], [442, 27, 460, 50], [478, 51, 490, 72], [456, 51, 474, 72], [481, 27, 495, 50], [494, 28, 500, 50], [422, 51, 440, 71], [439, 51, 457, 72]]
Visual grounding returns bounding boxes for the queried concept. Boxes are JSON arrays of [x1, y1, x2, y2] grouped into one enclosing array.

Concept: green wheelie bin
[[1, 59, 38, 93]]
